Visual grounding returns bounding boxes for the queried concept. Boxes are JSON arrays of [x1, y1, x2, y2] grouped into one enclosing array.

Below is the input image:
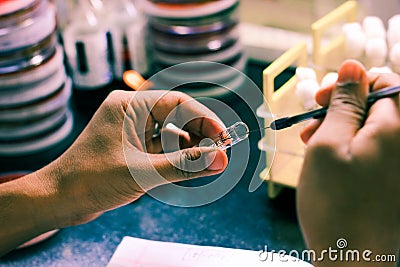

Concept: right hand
[[297, 60, 400, 266]]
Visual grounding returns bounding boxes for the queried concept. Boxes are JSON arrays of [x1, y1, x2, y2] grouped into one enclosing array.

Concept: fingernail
[[207, 151, 224, 171], [337, 60, 365, 85]]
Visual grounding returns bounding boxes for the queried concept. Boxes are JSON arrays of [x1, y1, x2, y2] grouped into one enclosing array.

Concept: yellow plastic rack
[[258, 1, 359, 198]]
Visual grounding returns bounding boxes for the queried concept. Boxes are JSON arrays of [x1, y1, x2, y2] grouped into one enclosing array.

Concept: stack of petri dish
[[142, 0, 246, 98], [0, 0, 73, 156]]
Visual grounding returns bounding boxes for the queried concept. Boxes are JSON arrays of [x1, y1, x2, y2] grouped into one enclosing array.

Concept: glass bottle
[[106, 0, 149, 79], [62, 0, 113, 89]]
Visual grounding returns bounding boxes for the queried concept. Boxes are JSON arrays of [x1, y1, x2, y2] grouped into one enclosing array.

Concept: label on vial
[[126, 24, 149, 76], [65, 31, 112, 89], [110, 25, 149, 79], [109, 28, 126, 79]]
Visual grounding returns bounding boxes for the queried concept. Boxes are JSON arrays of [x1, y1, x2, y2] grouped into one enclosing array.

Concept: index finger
[[142, 91, 226, 138], [316, 72, 400, 107], [364, 72, 400, 128]]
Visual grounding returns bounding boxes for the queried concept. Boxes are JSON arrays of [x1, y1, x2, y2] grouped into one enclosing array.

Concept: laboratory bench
[[0, 61, 307, 266]]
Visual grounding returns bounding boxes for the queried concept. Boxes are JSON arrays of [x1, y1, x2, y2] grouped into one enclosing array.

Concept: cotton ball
[[363, 16, 385, 29], [387, 30, 400, 48], [344, 30, 366, 59], [369, 66, 393, 74], [388, 14, 400, 27], [389, 42, 400, 72], [387, 15, 400, 48], [362, 16, 386, 39], [296, 67, 317, 81], [365, 38, 388, 67], [296, 79, 319, 110], [320, 72, 338, 88], [342, 22, 363, 34]]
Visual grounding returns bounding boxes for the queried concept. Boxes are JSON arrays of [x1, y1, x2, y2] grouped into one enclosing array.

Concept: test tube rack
[[312, 0, 358, 78], [257, 42, 307, 199], [257, 1, 359, 198]]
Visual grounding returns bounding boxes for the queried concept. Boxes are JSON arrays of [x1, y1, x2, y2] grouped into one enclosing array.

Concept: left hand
[[0, 90, 229, 255], [49, 90, 229, 225]]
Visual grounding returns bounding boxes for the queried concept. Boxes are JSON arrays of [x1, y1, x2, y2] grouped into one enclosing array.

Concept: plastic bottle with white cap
[[106, 0, 149, 79], [63, 0, 113, 90]]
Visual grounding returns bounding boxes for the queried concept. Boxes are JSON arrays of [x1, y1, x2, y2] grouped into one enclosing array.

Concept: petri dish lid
[[0, 1, 56, 51], [149, 3, 238, 27], [155, 52, 246, 86], [150, 18, 237, 36], [0, 110, 73, 156], [0, 67, 66, 108], [152, 24, 239, 54], [142, 0, 238, 19], [0, 34, 57, 75], [0, 78, 72, 122], [154, 39, 243, 66], [0, 0, 38, 17], [0, 108, 68, 141], [151, 61, 247, 99], [0, 45, 64, 86]]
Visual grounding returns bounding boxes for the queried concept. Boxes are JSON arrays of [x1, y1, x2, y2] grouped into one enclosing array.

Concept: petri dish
[[0, 108, 68, 141], [153, 39, 243, 66], [0, 67, 66, 108], [0, 77, 72, 122], [0, 110, 73, 156], [152, 24, 239, 54], [0, 0, 39, 20], [0, 1, 56, 51], [142, 0, 238, 19], [0, 45, 64, 86], [0, 34, 57, 75]]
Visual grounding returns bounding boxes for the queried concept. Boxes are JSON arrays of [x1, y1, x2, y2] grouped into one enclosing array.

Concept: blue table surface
[[0, 61, 307, 267]]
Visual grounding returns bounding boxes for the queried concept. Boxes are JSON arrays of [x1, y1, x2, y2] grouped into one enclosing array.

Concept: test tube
[[199, 122, 249, 150]]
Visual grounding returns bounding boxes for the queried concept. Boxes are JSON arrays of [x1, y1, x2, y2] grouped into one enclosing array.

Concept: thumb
[[153, 147, 228, 183], [312, 60, 369, 148]]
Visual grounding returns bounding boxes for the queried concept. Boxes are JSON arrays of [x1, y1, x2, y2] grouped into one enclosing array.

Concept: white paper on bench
[[107, 236, 313, 267]]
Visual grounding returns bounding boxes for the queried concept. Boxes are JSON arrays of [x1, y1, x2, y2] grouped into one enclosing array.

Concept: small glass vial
[[106, 0, 149, 79], [199, 122, 249, 150], [63, 0, 113, 89]]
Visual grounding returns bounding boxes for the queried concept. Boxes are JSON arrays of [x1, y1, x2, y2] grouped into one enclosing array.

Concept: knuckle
[[103, 91, 123, 110], [164, 91, 193, 106], [169, 90, 191, 100], [175, 149, 202, 179], [103, 90, 135, 114], [330, 94, 366, 118], [105, 90, 133, 106], [106, 90, 124, 102]]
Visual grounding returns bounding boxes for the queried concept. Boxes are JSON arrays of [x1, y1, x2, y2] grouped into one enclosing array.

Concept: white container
[[63, 0, 113, 89], [0, 1, 56, 52], [107, 0, 149, 79]]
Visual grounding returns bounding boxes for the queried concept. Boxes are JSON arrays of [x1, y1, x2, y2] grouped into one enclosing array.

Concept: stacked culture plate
[[142, 0, 246, 98], [0, 0, 73, 156]]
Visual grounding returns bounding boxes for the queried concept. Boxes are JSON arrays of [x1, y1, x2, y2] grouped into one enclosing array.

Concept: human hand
[[297, 60, 400, 266], [2, 90, 229, 255], [26, 90, 228, 227]]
